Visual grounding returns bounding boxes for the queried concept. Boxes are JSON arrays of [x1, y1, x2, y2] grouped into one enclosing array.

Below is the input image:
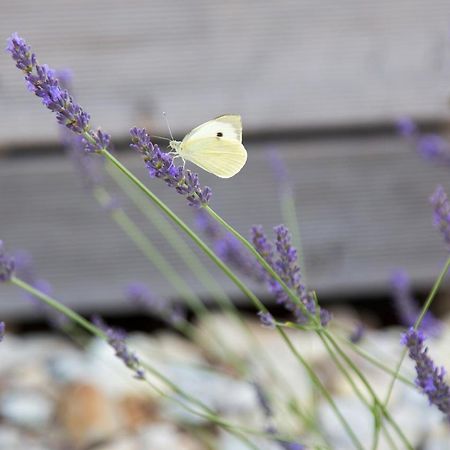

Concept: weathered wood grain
[[1, 0, 450, 147], [0, 136, 448, 318]]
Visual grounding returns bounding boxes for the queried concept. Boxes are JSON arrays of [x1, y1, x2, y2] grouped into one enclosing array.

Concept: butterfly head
[[169, 140, 181, 153]]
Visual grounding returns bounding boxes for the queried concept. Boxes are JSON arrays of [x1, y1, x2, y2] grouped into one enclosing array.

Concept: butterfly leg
[[168, 153, 182, 170]]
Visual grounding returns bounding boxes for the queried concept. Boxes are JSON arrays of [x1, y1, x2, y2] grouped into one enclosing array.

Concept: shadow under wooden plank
[[0, 134, 448, 318]]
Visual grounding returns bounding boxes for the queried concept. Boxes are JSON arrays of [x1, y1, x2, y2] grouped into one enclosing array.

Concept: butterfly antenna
[[162, 112, 175, 141], [151, 134, 171, 142]]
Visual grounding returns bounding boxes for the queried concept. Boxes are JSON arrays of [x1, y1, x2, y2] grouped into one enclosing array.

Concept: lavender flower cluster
[[0, 241, 14, 283], [6, 33, 110, 154], [196, 210, 258, 278], [252, 382, 305, 450], [93, 316, 145, 380], [390, 269, 441, 337], [430, 186, 450, 250], [56, 70, 104, 190], [251, 225, 331, 327], [402, 328, 450, 421], [126, 282, 185, 326], [130, 128, 212, 207], [396, 117, 450, 165]]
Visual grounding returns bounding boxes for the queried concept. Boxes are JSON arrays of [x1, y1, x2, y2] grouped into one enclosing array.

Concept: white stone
[[0, 389, 53, 430]]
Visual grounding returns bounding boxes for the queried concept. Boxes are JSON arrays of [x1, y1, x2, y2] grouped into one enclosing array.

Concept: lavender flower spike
[[401, 328, 450, 421], [430, 185, 450, 249], [197, 210, 258, 278], [251, 225, 331, 327], [0, 322, 5, 342], [257, 311, 276, 328], [390, 269, 441, 337], [0, 241, 14, 282], [395, 117, 417, 138], [126, 282, 185, 326], [93, 316, 145, 380], [130, 127, 212, 207], [6, 33, 110, 154]]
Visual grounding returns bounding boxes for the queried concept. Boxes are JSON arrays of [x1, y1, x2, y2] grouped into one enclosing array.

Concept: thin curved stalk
[[105, 159, 315, 425], [204, 206, 321, 327], [100, 149, 361, 447], [8, 276, 294, 449], [383, 256, 450, 408]]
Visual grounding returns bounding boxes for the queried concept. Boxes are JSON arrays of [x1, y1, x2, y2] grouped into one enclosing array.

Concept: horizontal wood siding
[[1, 0, 450, 147], [0, 137, 448, 318]]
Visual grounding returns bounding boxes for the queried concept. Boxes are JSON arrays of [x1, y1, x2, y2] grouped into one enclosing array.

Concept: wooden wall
[[1, 1, 450, 317]]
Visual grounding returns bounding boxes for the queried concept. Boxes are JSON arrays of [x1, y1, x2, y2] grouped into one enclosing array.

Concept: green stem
[[100, 149, 360, 447], [383, 256, 450, 408], [278, 329, 364, 450], [93, 186, 206, 318], [204, 206, 321, 327], [104, 156, 313, 427], [206, 201, 413, 447], [8, 276, 275, 449], [322, 330, 413, 450], [280, 186, 305, 277], [11, 276, 103, 337], [334, 334, 414, 387], [105, 162, 234, 310], [92, 185, 245, 368], [101, 150, 268, 313]]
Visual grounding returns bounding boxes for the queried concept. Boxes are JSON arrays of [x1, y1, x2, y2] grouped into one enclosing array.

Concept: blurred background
[[4, 2, 450, 450], [2, 0, 450, 323]]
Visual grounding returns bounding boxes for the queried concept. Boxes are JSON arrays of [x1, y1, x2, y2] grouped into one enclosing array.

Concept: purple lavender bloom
[[401, 327, 450, 421], [65, 133, 104, 189], [13, 250, 68, 328], [266, 426, 305, 450], [0, 241, 15, 282], [418, 134, 450, 165], [213, 236, 257, 279], [195, 209, 222, 239], [257, 311, 276, 328], [196, 211, 258, 277], [396, 117, 450, 166], [253, 382, 305, 450], [395, 117, 418, 137], [6, 33, 110, 154], [56, 70, 104, 189], [130, 127, 212, 207], [125, 282, 185, 326], [430, 185, 450, 249], [252, 381, 273, 417], [390, 269, 441, 337], [251, 225, 276, 278], [252, 225, 331, 327], [251, 226, 274, 261], [0, 322, 5, 342], [93, 316, 145, 380], [267, 148, 289, 182], [349, 323, 365, 344]]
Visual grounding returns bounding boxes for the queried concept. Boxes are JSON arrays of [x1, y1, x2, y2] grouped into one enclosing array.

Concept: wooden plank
[[1, 0, 450, 146], [0, 135, 448, 318]]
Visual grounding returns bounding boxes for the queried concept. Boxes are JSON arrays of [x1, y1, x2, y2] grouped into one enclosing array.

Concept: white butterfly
[[168, 115, 248, 178]]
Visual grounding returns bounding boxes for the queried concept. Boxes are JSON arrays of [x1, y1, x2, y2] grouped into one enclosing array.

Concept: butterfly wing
[[182, 115, 242, 143], [179, 115, 246, 178], [181, 138, 247, 178]]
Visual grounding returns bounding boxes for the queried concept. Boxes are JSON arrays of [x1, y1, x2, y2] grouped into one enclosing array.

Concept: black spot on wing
[[216, 132, 223, 137]]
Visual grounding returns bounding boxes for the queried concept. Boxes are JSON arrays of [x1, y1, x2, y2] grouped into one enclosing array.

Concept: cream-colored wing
[[182, 115, 242, 144], [181, 138, 247, 178]]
